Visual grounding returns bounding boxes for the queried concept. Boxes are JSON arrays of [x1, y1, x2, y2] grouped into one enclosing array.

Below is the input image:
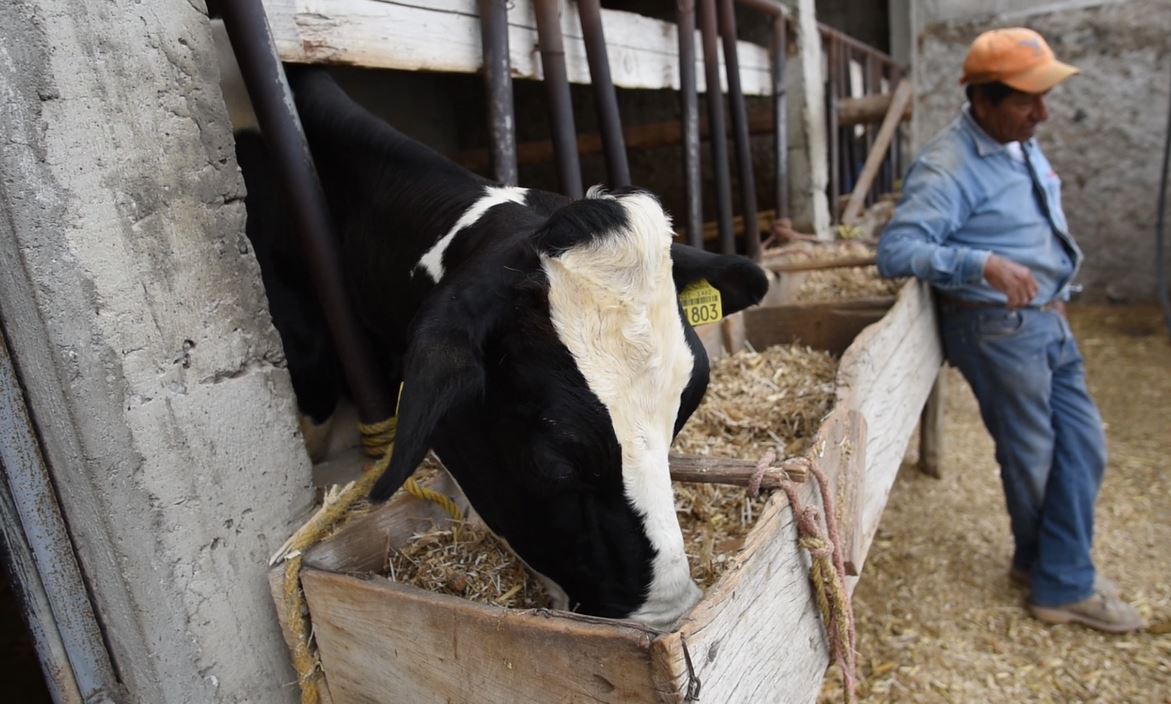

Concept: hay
[[765, 239, 904, 302], [675, 344, 840, 588], [383, 519, 551, 609], [819, 305, 1171, 702], [377, 344, 840, 604], [796, 267, 904, 303]]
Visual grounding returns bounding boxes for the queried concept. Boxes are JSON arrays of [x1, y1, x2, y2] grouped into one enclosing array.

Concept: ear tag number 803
[[679, 280, 723, 327]]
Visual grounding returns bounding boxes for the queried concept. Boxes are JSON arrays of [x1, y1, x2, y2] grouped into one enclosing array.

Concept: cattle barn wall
[[0, 1, 313, 702], [909, 0, 1171, 303]]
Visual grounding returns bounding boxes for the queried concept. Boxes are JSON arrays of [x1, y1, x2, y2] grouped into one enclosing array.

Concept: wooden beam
[[669, 454, 809, 486], [761, 253, 877, 273], [840, 80, 913, 226], [262, 0, 773, 93], [454, 106, 779, 173], [837, 92, 913, 127], [918, 370, 945, 478]]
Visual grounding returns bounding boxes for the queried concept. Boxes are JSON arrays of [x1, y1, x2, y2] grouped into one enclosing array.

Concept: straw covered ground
[[819, 304, 1171, 703]]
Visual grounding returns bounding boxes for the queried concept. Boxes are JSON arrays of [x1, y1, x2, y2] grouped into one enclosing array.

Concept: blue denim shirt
[[876, 106, 1082, 305]]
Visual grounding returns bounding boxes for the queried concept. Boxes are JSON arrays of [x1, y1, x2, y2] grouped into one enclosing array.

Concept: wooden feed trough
[[269, 278, 941, 703]]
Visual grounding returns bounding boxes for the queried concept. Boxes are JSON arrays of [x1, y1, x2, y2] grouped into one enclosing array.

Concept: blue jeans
[[940, 305, 1106, 607]]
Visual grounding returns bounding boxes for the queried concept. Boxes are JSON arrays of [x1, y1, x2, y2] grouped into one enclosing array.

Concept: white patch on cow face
[[416, 185, 528, 282], [541, 189, 702, 629]]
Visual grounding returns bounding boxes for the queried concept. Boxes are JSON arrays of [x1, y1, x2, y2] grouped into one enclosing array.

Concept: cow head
[[369, 187, 767, 629]]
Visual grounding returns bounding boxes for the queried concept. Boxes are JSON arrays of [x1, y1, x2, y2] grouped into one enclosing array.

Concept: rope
[[273, 412, 463, 704], [358, 416, 463, 532], [775, 458, 858, 704]]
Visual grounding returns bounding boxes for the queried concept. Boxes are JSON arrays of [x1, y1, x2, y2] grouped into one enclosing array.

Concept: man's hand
[[983, 254, 1038, 309]]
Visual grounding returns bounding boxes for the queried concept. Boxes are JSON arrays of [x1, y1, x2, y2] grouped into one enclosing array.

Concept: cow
[[233, 65, 768, 629]]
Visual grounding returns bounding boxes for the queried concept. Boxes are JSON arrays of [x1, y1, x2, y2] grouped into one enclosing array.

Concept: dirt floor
[[819, 304, 1171, 703]]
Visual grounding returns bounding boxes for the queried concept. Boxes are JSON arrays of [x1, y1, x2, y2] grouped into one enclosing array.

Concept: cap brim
[[1001, 60, 1079, 94]]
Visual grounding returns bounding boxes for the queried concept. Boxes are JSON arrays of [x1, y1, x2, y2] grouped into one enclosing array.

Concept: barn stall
[[0, 1, 932, 702]]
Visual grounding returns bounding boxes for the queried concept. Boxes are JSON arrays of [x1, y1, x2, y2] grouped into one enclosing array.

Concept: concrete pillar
[[788, 0, 833, 238], [0, 1, 314, 702]]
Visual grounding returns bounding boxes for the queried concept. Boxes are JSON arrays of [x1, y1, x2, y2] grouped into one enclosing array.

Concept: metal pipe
[[677, 0, 703, 246], [772, 15, 789, 220], [577, 0, 631, 187], [534, 0, 583, 198], [699, 0, 735, 254], [718, 0, 760, 261], [0, 332, 117, 703], [734, 0, 790, 18], [826, 37, 841, 223], [818, 22, 896, 62], [863, 53, 876, 207], [219, 0, 394, 423], [478, 0, 519, 186]]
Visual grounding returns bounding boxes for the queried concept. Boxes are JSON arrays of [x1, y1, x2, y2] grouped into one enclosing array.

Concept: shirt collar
[[960, 104, 1017, 158]]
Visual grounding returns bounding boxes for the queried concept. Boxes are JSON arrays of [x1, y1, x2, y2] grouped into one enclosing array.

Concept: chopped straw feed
[[378, 344, 840, 604], [767, 240, 904, 302]]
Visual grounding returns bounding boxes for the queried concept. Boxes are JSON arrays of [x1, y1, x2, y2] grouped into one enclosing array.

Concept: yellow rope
[[277, 410, 463, 704], [357, 416, 397, 457], [357, 415, 462, 529]]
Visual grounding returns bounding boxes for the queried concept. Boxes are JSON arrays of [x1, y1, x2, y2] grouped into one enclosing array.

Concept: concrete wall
[[910, 0, 1171, 302], [0, 1, 315, 702]]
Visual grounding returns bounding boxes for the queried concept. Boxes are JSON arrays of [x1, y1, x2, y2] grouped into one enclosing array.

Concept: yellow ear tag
[[679, 279, 723, 327]]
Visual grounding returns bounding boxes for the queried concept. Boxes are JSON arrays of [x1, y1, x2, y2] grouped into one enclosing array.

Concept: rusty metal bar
[[718, 0, 760, 261], [534, 0, 582, 198], [891, 64, 905, 186], [840, 44, 855, 220], [577, 0, 631, 187], [863, 53, 876, 207], [772, 15, 789, 220], [219, 0, 394, 423], [699, 0, 735, 254], [479, 0, 519, 186], [677, 0, 703, 246], [826, 37, 841, 223]]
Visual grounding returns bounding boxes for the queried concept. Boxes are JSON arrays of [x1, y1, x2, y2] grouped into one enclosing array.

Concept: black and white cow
[[236, 67, 768, 629]]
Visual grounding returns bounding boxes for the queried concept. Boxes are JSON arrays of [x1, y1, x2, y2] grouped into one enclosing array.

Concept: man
[[877, 28, 1144, 633]]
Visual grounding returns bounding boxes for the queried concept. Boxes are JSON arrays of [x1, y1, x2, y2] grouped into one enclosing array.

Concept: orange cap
[[961, 28, 1079, 94]]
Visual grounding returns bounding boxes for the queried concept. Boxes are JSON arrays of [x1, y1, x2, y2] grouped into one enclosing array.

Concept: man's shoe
[[1029, 591, 1145, 633], [1008, 567, 1121, 598]]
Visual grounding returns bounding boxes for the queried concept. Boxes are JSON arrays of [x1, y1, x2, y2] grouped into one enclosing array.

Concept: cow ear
[[368, 290, 492, 503], [670, 243, 769, 315]]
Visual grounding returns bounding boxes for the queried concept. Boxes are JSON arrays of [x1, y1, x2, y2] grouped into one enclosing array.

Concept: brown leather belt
[[937, 293, 1060, 312]]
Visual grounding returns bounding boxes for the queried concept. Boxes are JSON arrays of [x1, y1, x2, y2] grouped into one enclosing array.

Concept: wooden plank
[[692, 312, 733, 363], [742, 298, 895, 357], [837, 91, 912, 127], [301, 568, 661, 704], [263, 0, 774, 94], [840, 80, 914, 226], [719, 313, 746, 356], [834, 280, 942, 566], [653, 490, 830, 703], [303, 470, 471, 573], [918, 370, 945, 478], [761, 253, 877, 273], [807, 407, 867, 575]]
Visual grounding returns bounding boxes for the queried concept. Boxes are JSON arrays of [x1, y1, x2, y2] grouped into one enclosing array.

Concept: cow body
[[235, 67, 767, 629]]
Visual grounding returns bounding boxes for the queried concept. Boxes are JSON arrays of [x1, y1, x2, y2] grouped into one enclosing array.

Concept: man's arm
[[876, 161, 991, 289]]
